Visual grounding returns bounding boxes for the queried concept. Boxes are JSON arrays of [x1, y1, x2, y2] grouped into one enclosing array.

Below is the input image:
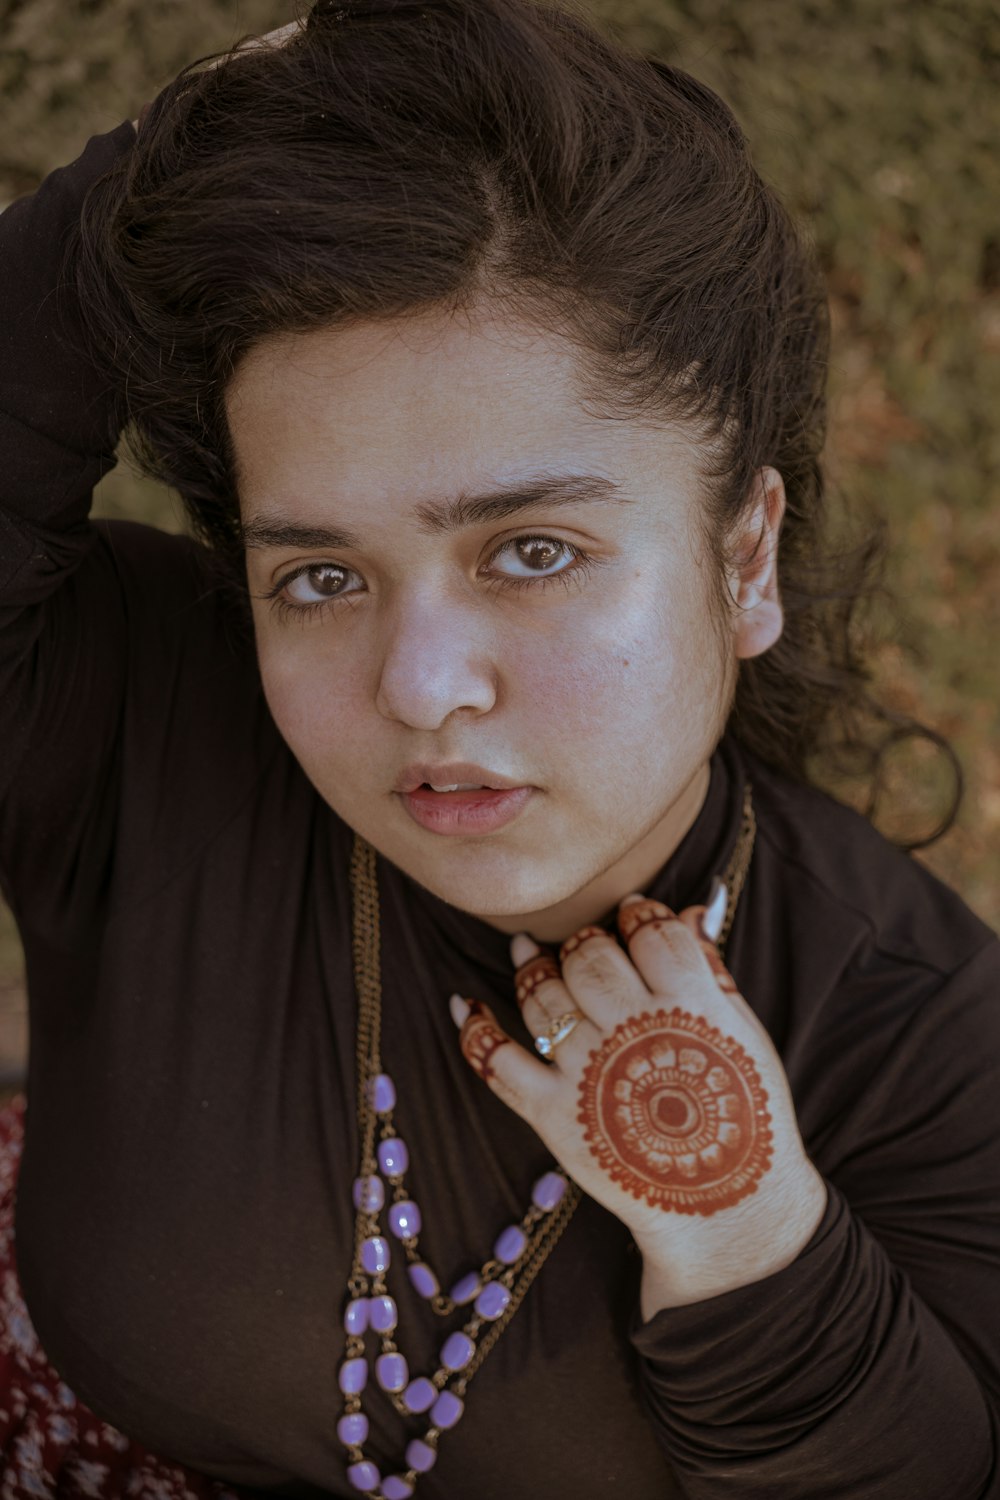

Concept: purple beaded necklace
[[338, 834, 580, 1497], [339, 785, 755, 1497]]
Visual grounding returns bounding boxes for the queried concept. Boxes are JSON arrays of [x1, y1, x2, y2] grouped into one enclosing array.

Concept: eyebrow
[[240, 472, 630, 551]]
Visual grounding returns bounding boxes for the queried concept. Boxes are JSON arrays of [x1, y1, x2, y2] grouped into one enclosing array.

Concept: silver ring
[[533, 1010, 583, 1058]]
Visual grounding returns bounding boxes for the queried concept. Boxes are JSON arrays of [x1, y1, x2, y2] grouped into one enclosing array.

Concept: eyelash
[[261, 535, 601, 624]]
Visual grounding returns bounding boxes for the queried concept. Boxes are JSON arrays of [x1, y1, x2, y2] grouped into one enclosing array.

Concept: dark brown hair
[[66, 0, 961, 848]]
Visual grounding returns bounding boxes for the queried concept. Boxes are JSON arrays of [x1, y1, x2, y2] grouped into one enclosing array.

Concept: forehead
[[227, 307, 591, 453], [224, 306, 704, 518]]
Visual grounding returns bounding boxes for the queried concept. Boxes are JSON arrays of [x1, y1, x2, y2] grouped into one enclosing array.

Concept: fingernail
[[510, 932, 540, 965], [620, 892, 645, 907], [449, 993, 470, 1027], [700, 876, 728, 943]]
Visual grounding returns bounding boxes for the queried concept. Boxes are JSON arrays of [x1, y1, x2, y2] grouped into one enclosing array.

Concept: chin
[[406, 845, 586, 920]]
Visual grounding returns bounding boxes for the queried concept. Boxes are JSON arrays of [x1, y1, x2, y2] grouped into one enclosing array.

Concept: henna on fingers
[[698, 939, 741, 996], [617, 897, 679, 944], [558, 925, 610, 964], [577, 1008, 773, 1215], [461, 1000, 510, 1083], [514, 953, 562, 1009]]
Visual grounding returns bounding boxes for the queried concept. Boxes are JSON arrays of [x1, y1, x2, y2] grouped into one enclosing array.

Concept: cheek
[[253, 628, 365, 767], [512, 583, 715, 733]]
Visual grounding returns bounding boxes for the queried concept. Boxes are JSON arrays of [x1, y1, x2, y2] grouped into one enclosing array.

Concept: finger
[[513, 948, 565, 1021], [556, 924, 651, 1030], [510, 949, 599, 1072], [677, 908, 741, 997], [235, 20, 303, 54], [455, 998, 558, 1120], [206, 20, 303, 74], [673, 905, 767, 1045], [617, 896, 711, 999]]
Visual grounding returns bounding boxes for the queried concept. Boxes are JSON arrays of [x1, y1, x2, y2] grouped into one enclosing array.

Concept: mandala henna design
[[462, 1000, 509, 1083], [514, 953, 562, 1009], [577, 1008, 773, 1215]]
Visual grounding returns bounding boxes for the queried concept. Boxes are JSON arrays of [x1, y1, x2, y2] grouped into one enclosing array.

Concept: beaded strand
[[339, 782, 755, 1496]]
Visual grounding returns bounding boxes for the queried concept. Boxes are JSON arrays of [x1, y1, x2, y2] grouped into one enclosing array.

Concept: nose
[[374, 588, 498, 729]]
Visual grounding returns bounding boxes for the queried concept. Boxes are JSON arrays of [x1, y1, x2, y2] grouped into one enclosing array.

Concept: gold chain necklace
[[341, 778, 755, 1494]]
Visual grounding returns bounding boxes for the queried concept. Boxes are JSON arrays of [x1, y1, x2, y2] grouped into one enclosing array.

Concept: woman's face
[[228, 307, 784, 941]]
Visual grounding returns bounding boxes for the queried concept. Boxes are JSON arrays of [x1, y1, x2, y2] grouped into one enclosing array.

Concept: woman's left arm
[[452, 904, 1000, 1498]]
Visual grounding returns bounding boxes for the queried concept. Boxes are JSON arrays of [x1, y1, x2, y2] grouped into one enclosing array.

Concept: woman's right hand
[[131, 19, 303, 134]]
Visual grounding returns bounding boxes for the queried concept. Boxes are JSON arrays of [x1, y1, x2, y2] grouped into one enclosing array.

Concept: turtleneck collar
[[382, 730, 748, 980]]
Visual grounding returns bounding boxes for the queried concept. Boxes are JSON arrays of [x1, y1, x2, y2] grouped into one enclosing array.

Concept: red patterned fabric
[[0, 1099, 240, 1499]]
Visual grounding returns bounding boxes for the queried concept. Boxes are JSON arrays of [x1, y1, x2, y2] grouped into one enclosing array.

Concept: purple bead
[[405, 1439, 437, 1474], [474, 1281, 511, 1321], [494, 1224, 527, 1264], [407, 1261, 439, 1299], [531, 1170, 567, 1211], [343, 1297, 369, 1336], [369, 1073, 396, 1114], [402, 1377, 437, 1414], [382, 1479, 414, 1500], [338, 1357, 368, 1396], [337, 1412, 369, 1447], [431, 1390, 464, 1430], [368, 1294, 397, 1333], [449, 1271, 482, 1306], [378, 1137, 409, 1177], [347, 1461, 380, 1492], [387, 1200, 422, 1239], [361, 1236, 390, 1275], [375, 1352, 409, 1393], [440, 1331, 475, 1371], [352, 1175, 385, 1213]]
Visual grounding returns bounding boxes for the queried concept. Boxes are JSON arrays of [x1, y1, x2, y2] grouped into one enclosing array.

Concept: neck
[[480, 760, 712, 945]]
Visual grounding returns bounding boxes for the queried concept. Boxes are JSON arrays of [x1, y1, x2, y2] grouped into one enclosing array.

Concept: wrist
[[634, 1163, 828, 1318]]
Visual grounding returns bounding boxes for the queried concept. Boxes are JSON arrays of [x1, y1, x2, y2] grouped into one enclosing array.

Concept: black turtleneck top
[[1, 120, 999, 1500]]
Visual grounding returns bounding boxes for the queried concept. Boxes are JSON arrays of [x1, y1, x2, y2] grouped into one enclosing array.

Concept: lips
[[400, 784, 534, 835], [394, 762, 527, 795]]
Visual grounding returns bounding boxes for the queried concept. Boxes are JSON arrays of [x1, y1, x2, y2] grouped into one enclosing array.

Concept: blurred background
[[1, 0, 998, 1087]]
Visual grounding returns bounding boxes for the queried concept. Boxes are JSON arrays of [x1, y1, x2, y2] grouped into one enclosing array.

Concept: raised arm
[[0, 21, 302, 937], [0, 118, 139, 921]]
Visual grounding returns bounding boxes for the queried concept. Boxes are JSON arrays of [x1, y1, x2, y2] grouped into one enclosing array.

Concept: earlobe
[[728, 467, 787, 662]]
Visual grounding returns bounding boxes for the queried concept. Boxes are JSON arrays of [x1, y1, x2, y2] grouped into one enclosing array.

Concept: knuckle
[[558, 924, 610, 964], [636, 913, 701, 963], [515, 954, 562, 1010], [570, 943, 624, 993]]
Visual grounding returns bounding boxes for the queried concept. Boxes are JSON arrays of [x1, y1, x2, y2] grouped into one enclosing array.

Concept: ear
[[725, 466, 787, 661]]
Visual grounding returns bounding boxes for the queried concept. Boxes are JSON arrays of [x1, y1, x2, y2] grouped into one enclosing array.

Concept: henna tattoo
[[577, 1008, 772, 1215], [616, 897, 676, 944], [699, 939, 740, 996], [514, 953, 562, 1009], [461, 1000, 509, 1083], [558, 925, 610, 964]]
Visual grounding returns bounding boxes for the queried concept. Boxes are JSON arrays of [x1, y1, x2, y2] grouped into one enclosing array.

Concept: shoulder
[[733, 745, 1000, 1155], [738, 742, 997, 980]]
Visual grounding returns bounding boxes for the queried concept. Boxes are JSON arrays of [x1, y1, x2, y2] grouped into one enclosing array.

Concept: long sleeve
[[0, 121, 136, 931], [630, 936, 1000, 1497]]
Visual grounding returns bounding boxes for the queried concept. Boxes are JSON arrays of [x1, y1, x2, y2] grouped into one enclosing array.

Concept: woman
[[0, 0, 997, 1495]]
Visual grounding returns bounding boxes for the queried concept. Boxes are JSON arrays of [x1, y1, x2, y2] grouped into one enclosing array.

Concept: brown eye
[[285, 563, 351, 603], [490, 535, 575, 579], [518, 538, 562, 569]]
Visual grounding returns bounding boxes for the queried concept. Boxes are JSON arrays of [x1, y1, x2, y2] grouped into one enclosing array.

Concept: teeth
[[429, 782, 485, 792]]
